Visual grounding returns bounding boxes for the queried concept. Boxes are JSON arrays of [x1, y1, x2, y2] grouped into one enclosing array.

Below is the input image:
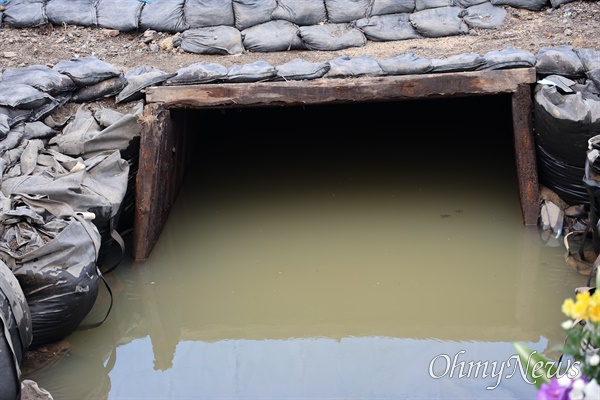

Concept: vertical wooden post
[[512, 83, 540, 226], [134, 103, 175, 261]]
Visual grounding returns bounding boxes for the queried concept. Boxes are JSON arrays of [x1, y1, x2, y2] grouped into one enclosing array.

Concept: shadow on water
[[23, 96, 591, 399]]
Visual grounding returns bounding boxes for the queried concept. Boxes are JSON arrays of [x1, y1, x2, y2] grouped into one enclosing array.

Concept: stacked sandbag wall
[[0, 0, 576, 55], [0, 0, 600, 388], [0, 58, 142, 357]]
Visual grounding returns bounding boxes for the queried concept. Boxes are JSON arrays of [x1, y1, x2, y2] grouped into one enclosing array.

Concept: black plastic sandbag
[[490, 0, 548, 11], [0, 194, 101, 348], [575, 48, 600, 92], [274, 58, 330, 81], [589, 70, 600, 93], [583, 135, 600, 252], [415, 0, 453, 11], [2, 65, 77, 96], [272, 0, 327, 26], [96, 0, 143, 31], [232, 0, 277, 31], [47, 105, 142, 240], [164, 62, 229, 85], [409, 6, 469, 38], [241, 20, 304, 52], [53, 57, 122, 88], [378, 52, 433, 75], [355, 13, 422, 42], [46, 0, 97, 27], [325, 55, 385, 78], [224, 61, 277, 83], [536, 46, 586, 79], [491, 0, 550, 11], [0, 116, 9, 140], [185, 0, 235, 28], [47, 103, 142, 159], [3, 0, 47, 28], [549, 0, 575, 7], [368, 0, 415, 16], [139, 0, 188, 33], [431, 53, 486, 73], [0, 121, 55, 148], [462, 2, 507, 29], [0, 108, 32, 133], [299, 23, 367, 51], [0, 258, 32, 400], [480, 46, 536, 70], [325, 0, 369, 23], [575, 48, 600, 72], [537, 143, 589, 206], [455, 0, 488, 6], [72, 76, 127, 103], [116, 66, 176, 104], [534, 79, 600, 168], [0, 82, 54, 110], [1, 149, 130, 271], [179, 26, 245, 55]]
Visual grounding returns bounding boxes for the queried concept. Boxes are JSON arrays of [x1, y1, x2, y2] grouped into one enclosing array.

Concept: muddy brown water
[[23, 97, 588, 399]]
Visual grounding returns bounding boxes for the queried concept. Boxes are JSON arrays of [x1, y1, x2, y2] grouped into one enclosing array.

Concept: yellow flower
[[590, 291, 599, 323], [562, 298, 576, 318], [561, 290, 600, 323]]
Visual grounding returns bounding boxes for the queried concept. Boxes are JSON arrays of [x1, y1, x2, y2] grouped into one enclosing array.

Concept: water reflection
[[22, 99, 591, 399]]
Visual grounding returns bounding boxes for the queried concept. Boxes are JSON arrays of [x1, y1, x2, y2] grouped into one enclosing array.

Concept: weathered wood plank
[[134, 104, 174, 261], [145, 68, 537, 109], [512, 83, 540, 226]]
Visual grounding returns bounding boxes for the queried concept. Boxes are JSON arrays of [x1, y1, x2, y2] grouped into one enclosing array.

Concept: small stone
[[564, 28, 573, 36], [3, 52, 17, 58], [101, 29, 120, 37], [159, 37, 173, 51]]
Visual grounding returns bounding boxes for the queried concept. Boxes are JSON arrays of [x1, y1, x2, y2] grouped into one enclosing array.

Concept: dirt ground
[[1, 1, 600, 75], [2, 1, 600, 398]]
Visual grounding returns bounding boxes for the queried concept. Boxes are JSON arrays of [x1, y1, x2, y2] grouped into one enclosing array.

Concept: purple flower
[[537, 378, 572, 400]]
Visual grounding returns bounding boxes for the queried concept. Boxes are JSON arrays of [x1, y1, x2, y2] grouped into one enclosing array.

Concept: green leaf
[[513, 342, 554, 389]]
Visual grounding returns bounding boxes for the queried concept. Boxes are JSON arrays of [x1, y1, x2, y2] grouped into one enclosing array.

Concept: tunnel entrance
[[133, 69, 539, 261], [181, 97, 516, 188]]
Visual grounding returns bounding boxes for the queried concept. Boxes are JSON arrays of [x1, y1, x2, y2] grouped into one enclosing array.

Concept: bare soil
[[1, 1, 600, 75]]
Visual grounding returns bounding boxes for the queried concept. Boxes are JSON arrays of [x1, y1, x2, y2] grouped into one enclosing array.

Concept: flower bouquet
[[514, 271, 599, 399]]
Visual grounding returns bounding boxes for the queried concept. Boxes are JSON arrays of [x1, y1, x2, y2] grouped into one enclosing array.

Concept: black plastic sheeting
[[537, 144, 591, 206], [0, 195, 101, 349], [0, 259, 32, 400], [534, 74, 600, 206], [584, 136, 600, 254]]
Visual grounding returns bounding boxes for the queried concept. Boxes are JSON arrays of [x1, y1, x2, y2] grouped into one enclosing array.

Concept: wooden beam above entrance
[[134, 68, 540, 261], [145, 68, 537, 109]]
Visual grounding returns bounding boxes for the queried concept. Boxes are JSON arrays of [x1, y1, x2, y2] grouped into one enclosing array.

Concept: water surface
[[24, 99, 587, 399]]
